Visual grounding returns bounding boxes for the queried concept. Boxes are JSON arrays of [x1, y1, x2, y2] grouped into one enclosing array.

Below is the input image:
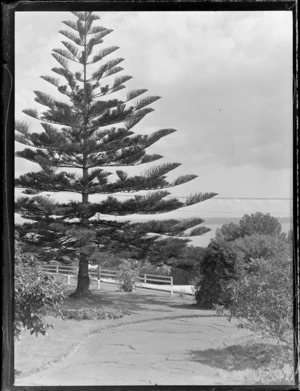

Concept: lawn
[[14, 283, 294, 385], [15, 283, 201, 377]]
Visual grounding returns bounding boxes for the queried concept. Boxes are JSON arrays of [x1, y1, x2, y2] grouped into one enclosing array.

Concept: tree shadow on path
[[188, 343, 283, 371], [63, 284, 215, 317]]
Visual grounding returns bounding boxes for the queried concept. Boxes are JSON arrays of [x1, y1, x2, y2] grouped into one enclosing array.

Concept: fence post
[[67, 275, 70, 286], [97, 264, 101, 290], [170, 277, 173, 296], [56, 266, 59, 273], [144, 274, 147, 284]]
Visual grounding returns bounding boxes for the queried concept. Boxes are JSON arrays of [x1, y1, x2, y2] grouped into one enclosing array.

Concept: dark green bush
[[194, 239, 242, 308], [194, 229, 292, 309]]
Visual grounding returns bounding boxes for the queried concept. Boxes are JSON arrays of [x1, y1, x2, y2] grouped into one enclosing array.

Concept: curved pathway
[[16, 312, 255, 386]]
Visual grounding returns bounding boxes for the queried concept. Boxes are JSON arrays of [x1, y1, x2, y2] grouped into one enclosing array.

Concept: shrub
[[140, 261, 171, 276], [216, 254, 295, 384], [216, 212, 283, 241], [117, 259, 141, 292], [226, 255, 293, 345], [194, 239, 243, 308], [14, 239, 65, 338], [232, 233, 291, 264], [62, 307, 124, 320], [194, 231, 292, 309]]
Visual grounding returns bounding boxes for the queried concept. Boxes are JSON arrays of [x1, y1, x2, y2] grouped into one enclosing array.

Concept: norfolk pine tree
[[15, 12, 217, 297]]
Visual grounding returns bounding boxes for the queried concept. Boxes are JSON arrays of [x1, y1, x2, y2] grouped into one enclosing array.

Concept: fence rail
[[40, 265, 77, 275], [39, 265, 174, 295]]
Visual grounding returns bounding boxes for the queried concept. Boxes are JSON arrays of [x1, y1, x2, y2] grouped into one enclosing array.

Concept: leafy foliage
[[216, 212, 283, 241], [233, 233, 291, 264], [216, 252, 295, 384], [14, 239, 65, 338], [194, 239, 243, 308], [194, 213, 294, 383], [226, 255, 293, 345], [195, 214, 293, 309], [117, 259, 141, 292], [62, 307, 124, 320]]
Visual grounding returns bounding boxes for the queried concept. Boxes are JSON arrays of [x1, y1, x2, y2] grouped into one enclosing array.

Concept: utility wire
[[92, 194, 293, 200], [161, 210, 292, 215]]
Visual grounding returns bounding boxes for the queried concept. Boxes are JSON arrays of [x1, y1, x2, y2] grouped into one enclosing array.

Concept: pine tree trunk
[[70, 254, 91, 298]]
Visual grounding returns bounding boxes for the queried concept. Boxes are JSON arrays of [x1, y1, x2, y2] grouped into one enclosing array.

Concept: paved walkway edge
[[17, 312, 221, 379]]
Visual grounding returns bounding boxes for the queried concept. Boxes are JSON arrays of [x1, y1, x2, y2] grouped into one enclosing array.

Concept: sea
[[191, 216, 293, 247], [15, 189, 293, 248]]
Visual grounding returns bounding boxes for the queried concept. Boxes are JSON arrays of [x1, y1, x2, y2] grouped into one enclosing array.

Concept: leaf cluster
[[14, 238, 65, 338], [216, 212, 284, 241], [227, 255, 293, 346], [194, 213, 292, 310]]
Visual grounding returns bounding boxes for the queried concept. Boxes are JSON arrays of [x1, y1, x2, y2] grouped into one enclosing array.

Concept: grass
[[14, 285, 193, 377], [14, 284, 294, 385], [15, 315, 101, 377], [14, 286, 129, 377]]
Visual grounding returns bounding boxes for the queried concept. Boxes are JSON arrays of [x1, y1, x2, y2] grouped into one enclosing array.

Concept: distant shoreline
[[203, 216, 292, 225]]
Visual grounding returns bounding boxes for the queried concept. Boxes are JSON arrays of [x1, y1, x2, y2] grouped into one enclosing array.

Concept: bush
[[194, 239, 243, 308], [216, 212, 283, 241], [215, 254, 294, 384], [117, 259, 141, 292], [62, 307, 124, 320], [194, 231, 292, 309], [226, 255, 293, 345], [170, 267, 196, 285], [233, 234, 291, 264], [14, 240, 65, 338], [140, 261, 171, 276]]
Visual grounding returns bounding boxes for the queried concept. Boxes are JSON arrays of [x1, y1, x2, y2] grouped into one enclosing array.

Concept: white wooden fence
[[39, 265, 174, 295], [39, 265, 78, 287]]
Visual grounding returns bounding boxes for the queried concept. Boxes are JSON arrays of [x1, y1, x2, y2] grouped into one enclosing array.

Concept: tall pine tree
[[15, 11, 217, 297]]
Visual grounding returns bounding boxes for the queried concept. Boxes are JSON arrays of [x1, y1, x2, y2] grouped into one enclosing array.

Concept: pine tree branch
[[59, 30, 83, 46], [16, 11, 218, 274]]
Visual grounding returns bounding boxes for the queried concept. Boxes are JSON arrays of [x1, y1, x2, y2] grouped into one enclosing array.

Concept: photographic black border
[[2, 1, 299, 390]]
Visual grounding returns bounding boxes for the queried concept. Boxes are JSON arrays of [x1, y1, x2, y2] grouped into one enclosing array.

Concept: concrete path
[[16, 313, 255, 386]]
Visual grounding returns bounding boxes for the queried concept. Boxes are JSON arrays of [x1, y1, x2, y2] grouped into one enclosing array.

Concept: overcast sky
[[15, 11, 293, 229]]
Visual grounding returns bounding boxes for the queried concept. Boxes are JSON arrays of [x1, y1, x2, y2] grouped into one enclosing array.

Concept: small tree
[[216, 212, 283, 242], [15, 11, 217, 297], [194, 239, 243, 308]]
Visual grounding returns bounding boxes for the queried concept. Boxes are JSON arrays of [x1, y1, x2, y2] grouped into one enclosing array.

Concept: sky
[[15, 11, 293, 243]]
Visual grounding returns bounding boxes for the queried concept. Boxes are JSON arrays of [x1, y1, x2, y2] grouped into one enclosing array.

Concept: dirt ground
[[14, 283, 294, 386]]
